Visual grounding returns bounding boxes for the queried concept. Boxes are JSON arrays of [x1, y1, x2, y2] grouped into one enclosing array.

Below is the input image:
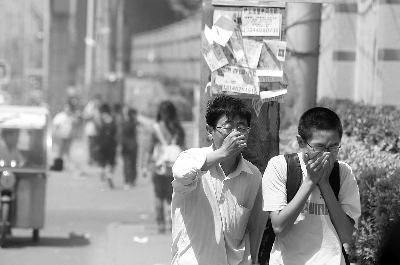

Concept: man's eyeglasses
[[303, 139, 341, 153], [216, 124, 251, 134]]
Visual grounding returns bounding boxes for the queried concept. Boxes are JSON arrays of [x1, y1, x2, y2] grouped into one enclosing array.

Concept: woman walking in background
[[145, 101, 185, 233]]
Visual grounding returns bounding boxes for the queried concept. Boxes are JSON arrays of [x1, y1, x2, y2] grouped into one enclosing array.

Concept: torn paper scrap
[[252, 99, 263, 117], [259, 89, 287, 102], [204, 25, 226, 46], [211, 26, 226, 46], [259, 76, 283, 83], [241, 7, 281, 37], [201, 32, 229, 72], [204, 25, 214, 44], [230, 38, 263, 69], [214, 15, 237, 32], [230, 38, 245, 61], [133, 236, 149, 244], [264, 40, 287, 61], [215, 26, 234, 46]]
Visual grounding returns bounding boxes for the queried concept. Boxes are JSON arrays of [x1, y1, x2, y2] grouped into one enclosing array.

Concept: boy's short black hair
[[206, 95, 251, 128], [298, 107, 343, 141]]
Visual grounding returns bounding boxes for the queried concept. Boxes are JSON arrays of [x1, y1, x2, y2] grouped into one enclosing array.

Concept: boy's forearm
[[319, 183, 355, 243], [271, 179, 315, 237]]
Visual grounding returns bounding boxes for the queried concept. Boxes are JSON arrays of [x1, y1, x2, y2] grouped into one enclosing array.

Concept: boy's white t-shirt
[[262, 153, 361, 265]]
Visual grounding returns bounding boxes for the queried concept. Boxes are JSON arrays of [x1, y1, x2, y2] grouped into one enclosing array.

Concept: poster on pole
[[212, 0, 335, 6], [202, 5, 289, 101], [241, 7, 281, 37], [210, 65, 260, 98]]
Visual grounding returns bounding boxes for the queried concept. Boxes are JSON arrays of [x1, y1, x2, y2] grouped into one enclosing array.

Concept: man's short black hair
[[298, 107, 343, 141], [206, 95, 251, 128]]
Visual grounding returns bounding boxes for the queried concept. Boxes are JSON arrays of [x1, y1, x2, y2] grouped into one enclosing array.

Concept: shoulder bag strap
[[153, 123, 168, 146]]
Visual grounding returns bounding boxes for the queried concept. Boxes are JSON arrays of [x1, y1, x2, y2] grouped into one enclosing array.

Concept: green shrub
[[351, 168, 400, 265], [319, 98, 400, 154]]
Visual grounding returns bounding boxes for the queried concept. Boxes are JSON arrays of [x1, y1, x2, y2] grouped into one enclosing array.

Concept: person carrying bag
[[145, 101, 185, 233], [152, 123, 182, 176]]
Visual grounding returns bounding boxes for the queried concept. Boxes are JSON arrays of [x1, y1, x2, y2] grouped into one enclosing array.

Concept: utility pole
[[286, 3, 322, 121], [23, 0, 32, 103], [116, 0, 124, 105], [199, 0, 213, 147]]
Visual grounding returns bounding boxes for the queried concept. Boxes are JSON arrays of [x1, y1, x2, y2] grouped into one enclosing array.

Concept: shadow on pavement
[[2, 232, 91, 248]]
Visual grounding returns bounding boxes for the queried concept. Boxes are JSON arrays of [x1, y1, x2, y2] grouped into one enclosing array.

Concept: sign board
[[0, 60, 10, 85], [0, 109, 47, 129], [212, 0, 335, 6]]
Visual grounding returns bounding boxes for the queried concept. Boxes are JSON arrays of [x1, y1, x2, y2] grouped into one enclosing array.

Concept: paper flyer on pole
[[212, 0, 333, 6], [256, 41, 284, 77], [264, 40, 287, 61], [259, 88, 287, 102], [201, 31, 229, 72], [241, 7, 281, 37], [212, 0, 285, 7], [211, 65, 260, 98], [230, 37, 263, 69]]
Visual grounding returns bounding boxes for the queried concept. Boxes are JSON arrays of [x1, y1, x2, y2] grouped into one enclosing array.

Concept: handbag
[[151, 123, 182, 176]]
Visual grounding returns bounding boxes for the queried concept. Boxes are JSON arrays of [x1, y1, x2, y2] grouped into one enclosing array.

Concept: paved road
[[0, 138, 171, 265]]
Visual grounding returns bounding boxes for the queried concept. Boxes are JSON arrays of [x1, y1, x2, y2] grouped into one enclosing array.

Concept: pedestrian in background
[[52, 103, 77, 169], [113, 103, 124, 155], [121, 108, 139, 189], [97, 103, 117, 189], [171, 95, 266, 265], [146, 100, 185, 233], [82, 94, 102, 165]]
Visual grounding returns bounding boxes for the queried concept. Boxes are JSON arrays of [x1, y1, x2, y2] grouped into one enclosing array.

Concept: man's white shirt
[[171, 146, 264, 265]]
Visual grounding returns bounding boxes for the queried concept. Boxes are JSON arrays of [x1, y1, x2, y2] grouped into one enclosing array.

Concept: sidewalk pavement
[[106, 222, 171, 265], [58, 137, 172, 265]]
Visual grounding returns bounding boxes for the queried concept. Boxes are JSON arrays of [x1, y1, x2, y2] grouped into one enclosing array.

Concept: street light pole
[[84, 0, 95, 99], [42, 0, 50, 104]]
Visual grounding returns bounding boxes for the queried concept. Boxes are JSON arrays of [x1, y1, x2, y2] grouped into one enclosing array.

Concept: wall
[[318, 0, 400, 107]]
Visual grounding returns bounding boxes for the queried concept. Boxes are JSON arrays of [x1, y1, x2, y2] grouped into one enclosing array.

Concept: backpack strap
[[258, 154, 303, 265], [329, 161, 351, 265], [329, 161, 340, 200], [285, 153, 303, 203]]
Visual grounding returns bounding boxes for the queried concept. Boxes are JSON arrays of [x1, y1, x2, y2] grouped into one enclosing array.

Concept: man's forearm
[[201, 149, 228, 171]]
